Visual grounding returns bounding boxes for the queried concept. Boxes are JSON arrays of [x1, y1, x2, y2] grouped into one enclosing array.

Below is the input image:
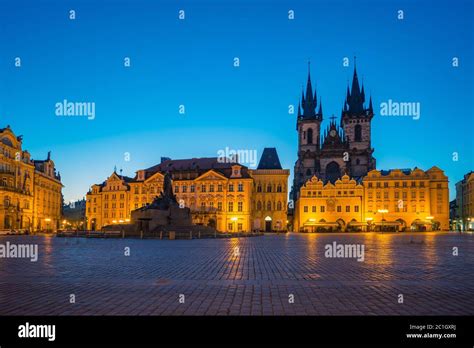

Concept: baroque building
[[455, 171, 474, 231], [86, 148, 289, 232], [294, 167, 449, 232], [0, 125, 63, 231]]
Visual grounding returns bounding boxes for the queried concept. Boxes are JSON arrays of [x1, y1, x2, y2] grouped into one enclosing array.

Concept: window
[[201, 202, 206, 209], [182, 185, 187, 193], [229, 184, 234, 192], [201, 185, 206, 192], [384, 192, 389, 200], [277, 185, 282, 193], [228, 223, 233, 231], [267, 201, 272, 211], [304, 206, 308, 213], [307, 128, 313, 144], [346, 206, 350, 212], [354, 205, 359, 212], [238, 183, 243, 192], [218, 202, 223, 211], [238, 202, 243, 212], [267, 185, 272, 193], [228, 202, 233, 212], [277, 201, 282, 210], [237, 223, 243, 232], [384, 182, 388, 188], [257, 201, 262, 210], [320, 206, 325, 213], [312, 206, 316, 212], [337, 206, 342, 212], [218, 184, 223, 192], [354, 124, 362, 142], [257, 185, 262, 192], [190, 185, 195, 193]]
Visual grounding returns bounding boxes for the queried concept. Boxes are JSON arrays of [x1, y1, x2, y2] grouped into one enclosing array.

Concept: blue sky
[[1, 0, 473, 202]]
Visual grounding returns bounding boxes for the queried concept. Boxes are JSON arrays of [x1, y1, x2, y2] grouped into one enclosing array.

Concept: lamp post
[[365, 217, 373, 232], [426, 216, 434, 231], [377, 209, 388, 232]]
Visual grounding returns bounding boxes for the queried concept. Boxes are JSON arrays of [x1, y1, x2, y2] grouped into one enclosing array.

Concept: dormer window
[[231, 165, 242, 178]]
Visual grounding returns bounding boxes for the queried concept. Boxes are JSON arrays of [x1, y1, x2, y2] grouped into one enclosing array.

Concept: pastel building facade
[[86, 148, 289, 232]]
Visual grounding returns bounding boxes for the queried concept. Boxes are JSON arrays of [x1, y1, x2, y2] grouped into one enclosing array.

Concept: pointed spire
[[318, 98, 323, 117], [297, 102, 301, 117], [114, 165, 117, 173], [361, 83, 365, 104], [301, 61, 317, 119], [369, 95, 373, 112], [305, 64, 313, 105], [346, 56, 364, 114]]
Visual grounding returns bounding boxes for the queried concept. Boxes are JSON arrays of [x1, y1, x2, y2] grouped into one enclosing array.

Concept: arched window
[[267, 201, 272, 211], [354, 125, 362, 142], [257, 185, 262, 192], [307, 128, 313, 144], [257, 201, 262, 210], [326, 161, 341, 183], [267, 185, 272, 193], [277, 201, 282, 211]]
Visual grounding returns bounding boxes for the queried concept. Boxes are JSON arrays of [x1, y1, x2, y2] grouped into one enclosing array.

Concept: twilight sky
[[1, 0, 473, 203]]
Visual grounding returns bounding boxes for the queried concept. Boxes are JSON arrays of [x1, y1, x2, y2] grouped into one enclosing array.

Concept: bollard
[[160, 231, 163, 240], [198, 231, 201, 239], [214, 231, 217, 238], [189, 231, 192, 240]]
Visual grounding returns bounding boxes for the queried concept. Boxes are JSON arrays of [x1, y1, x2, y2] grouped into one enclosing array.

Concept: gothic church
[[291, 62, 376, 201]]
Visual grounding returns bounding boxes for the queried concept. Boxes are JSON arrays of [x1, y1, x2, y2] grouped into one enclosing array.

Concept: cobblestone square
[[0, 232, 473, 315]]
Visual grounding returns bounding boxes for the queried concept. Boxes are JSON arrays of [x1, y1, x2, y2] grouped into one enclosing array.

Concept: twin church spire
[[298, 62, 323, 120], [297, 59, 373, 121], [343, 60, 373, 116]]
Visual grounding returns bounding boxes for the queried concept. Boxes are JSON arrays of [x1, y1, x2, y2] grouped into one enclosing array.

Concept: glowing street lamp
[[377, 209, 388, 232]]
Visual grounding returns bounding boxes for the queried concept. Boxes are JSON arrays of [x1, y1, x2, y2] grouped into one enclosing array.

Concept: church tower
[[340, 61, 376, 177], [292, 64, 323, 201]]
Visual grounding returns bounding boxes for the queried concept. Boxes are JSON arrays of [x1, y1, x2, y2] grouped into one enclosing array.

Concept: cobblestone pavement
[[0, 232, 473, 315]]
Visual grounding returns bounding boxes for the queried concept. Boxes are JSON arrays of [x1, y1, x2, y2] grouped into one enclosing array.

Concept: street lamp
[[377, 209, 388, 232], [426, 216, 434, 231], [365, 217, 373, 232]]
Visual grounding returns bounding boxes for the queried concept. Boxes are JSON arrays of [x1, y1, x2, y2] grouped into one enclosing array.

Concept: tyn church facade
[[291, 63, 376, 201]]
